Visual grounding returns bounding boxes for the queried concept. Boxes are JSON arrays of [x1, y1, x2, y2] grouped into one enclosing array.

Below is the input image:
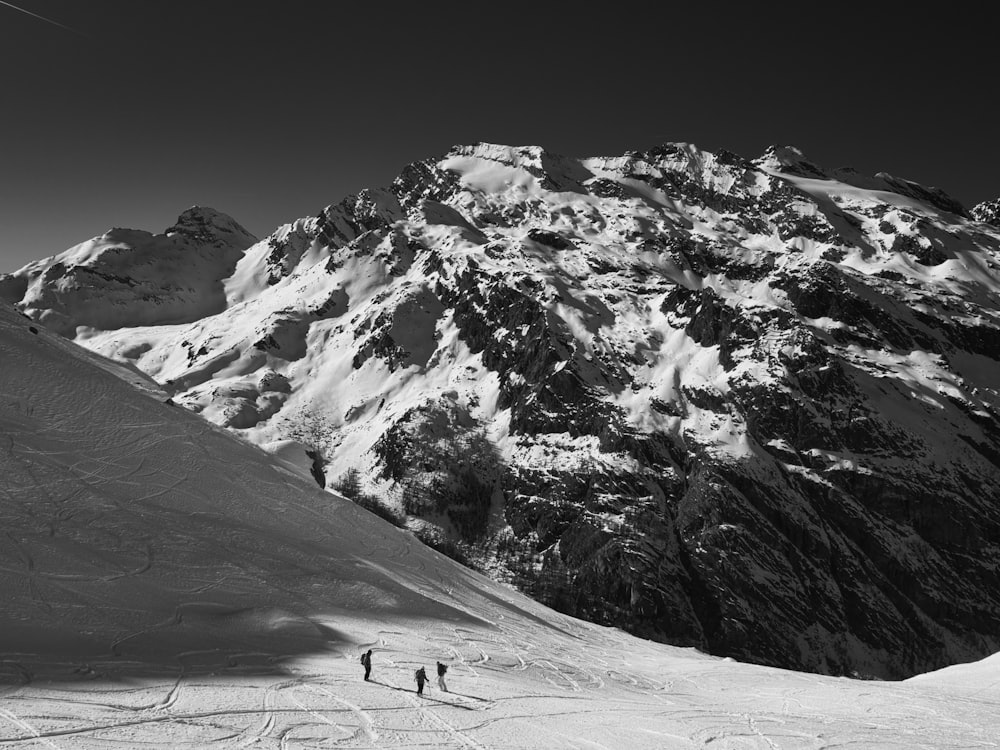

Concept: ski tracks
[[404, 687, 489, 750], [0, 706, 64, 750], [745, 712, 782, 750], [299, 681, 380, 746]]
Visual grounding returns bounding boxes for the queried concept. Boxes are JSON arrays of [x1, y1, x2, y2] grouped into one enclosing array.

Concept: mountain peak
[[754, 144, 827, 178], [446, 142, 545, 164], [872, 172, 969, 217], [1, 207, 257, 335], [437, 142, 594, 194], [165, 205, 257, 245]]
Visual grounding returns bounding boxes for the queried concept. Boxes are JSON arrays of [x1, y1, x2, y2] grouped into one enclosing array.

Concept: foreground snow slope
[[3, 305, 1000, 748]]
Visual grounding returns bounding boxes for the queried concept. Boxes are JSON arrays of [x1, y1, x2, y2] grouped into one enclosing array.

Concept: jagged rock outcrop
[[973, 199, 1000, 227], [5, 142, 1000, 679]]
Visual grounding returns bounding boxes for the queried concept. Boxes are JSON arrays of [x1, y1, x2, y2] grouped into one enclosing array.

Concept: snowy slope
[[5, 301, 1000, 748], [5, 142, 1000, 679], [0, 207, 256, 336]]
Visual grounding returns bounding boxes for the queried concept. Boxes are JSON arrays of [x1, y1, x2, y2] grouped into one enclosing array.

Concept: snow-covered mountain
[[0, 206, 256, 336], [5, 299, 1000, 750], [5, 141, 1000, 680]]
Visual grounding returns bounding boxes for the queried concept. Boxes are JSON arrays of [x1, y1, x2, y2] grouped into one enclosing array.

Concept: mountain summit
[[5, 142, 1000, 679], [0, 207, 256, 335]]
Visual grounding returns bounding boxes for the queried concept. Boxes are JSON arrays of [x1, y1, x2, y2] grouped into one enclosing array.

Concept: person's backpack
[[438, 662, 447, 675]]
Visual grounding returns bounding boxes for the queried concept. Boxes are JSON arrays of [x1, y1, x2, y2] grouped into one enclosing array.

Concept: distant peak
[[760, 144, 808, 161], [441, 142, 591, 192], [165, 206, 257, 244], [753, 145, 827, 178], [446, 142, 548, 168], [873, 173, 969, 218], [461, 141, 539, 154], [176, 205, 230, 222], [628, 142, 706, 162]]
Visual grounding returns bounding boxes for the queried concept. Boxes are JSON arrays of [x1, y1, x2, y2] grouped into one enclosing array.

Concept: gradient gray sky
[[1, 1, 996, 273]]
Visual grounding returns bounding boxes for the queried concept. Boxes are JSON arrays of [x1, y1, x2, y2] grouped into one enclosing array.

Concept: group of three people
[[360, 649, 448, 696]]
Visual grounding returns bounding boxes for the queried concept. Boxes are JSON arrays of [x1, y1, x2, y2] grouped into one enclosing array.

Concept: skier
[[415, 666, 428, 696], [436, 660, 448, 692], [360, 649, 373, 681]]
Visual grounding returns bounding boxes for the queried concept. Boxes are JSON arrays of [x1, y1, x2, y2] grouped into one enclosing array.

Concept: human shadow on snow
[[367, 679, 483, 711]]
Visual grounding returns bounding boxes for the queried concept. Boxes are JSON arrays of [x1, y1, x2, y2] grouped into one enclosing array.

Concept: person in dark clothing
[[436, 661, 448, 692], [415, 666, 427, 695], [361, 649, 372, 681]]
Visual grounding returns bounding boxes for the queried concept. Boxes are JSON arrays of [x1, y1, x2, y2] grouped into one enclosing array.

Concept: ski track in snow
[[3, 578, 1000, 749]]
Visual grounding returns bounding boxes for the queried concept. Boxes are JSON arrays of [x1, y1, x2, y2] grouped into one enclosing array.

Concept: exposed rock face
[[6, 143, 1000, 679], [973, 199, 1000, 227]]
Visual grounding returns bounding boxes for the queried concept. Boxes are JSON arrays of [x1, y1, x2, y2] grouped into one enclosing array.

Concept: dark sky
[[1, 1, 996, 273]]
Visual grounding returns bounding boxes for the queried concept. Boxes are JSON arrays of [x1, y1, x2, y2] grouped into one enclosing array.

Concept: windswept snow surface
[[2, 307, 1000, 748]]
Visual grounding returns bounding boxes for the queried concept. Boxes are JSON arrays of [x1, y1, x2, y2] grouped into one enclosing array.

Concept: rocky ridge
[[4, 142, 1000, 679]]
